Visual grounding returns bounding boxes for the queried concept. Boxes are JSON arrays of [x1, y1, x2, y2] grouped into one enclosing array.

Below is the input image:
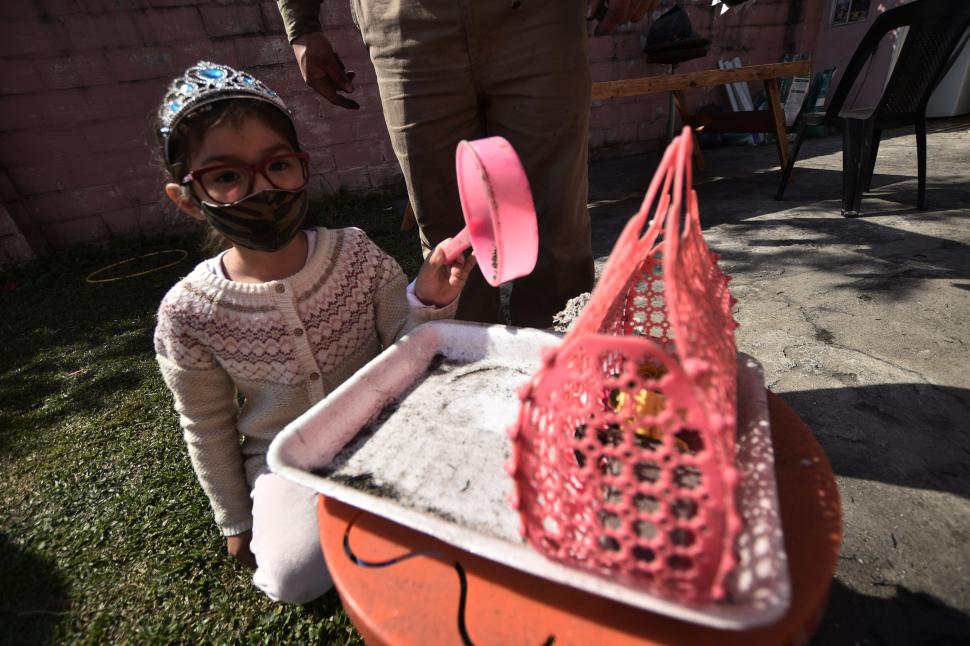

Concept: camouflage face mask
[[201, 188, 308, 252]]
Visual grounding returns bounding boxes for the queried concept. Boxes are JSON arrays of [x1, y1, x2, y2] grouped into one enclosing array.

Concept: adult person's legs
[[471, 0, 594, 328], [292, 1, 644, 325], [352, 0, 501, 323]]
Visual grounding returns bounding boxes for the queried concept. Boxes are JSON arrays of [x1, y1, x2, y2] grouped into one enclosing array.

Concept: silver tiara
[[158, 61, 291, 163]]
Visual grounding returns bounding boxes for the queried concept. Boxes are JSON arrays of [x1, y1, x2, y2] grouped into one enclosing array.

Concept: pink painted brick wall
[[0, 0, 819, 260]]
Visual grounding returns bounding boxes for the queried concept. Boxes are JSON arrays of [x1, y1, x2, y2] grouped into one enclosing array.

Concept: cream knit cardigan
[[154, 227, 457, 536]]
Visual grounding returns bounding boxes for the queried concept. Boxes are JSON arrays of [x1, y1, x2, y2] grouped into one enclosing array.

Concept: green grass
[[0, 191, 420, 644]]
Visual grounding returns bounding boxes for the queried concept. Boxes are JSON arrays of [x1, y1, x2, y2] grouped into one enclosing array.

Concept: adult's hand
[[589, 0, 660, 36], [226, 530, 257, 569], [291, 31, 360, 110]]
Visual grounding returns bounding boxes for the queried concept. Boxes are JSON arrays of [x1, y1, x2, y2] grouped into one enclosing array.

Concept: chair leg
[[842, 119, 864, 217], [764, 78, 790, 172], [862, 127, 881, 192], [850, 120, 875, 214], [916, 116, 927, 210], [775, 120, 807, 200]]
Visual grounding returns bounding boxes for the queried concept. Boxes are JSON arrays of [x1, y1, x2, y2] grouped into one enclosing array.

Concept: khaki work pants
[[352, 0, 594, 327]]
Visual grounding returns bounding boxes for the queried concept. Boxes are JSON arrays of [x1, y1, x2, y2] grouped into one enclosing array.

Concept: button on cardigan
[[154, 227, 457, 535]]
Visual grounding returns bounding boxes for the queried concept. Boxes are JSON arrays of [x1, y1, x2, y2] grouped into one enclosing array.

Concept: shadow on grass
[[0, 190, 418, 461], [0, 190, 417, 643], [308, 190, 423, 278], [0, 237, 197, 455], [0, 234, 201, 459], [0, 533, 70, 645]]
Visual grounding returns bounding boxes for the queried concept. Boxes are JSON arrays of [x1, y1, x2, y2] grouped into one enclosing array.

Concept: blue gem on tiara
[[200, 67, 226, 80], [159, 62, 292, 147]]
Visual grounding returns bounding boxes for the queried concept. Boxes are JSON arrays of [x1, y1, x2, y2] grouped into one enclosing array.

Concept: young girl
[[153, 62, 473, 604]]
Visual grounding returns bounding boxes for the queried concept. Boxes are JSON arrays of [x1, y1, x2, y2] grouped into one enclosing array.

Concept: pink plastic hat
[[441, 137, 539, 287]]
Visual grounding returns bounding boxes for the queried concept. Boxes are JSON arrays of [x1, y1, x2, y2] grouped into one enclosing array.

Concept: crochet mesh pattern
[[509, 129, 741, 603]]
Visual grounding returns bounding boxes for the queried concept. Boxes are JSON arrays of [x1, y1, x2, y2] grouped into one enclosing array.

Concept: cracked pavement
[[585, 117, 970, 644]]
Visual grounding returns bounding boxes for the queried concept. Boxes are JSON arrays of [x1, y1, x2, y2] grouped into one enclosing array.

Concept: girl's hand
[[413, 240, 476, 308], [226, 530, 257, 569]]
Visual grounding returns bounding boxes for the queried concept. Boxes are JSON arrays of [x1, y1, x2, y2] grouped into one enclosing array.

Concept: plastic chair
[[776, 0, 970, 216]]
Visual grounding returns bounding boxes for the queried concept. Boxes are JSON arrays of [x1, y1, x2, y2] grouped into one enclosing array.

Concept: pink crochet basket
[[508, 128, 742, 604]]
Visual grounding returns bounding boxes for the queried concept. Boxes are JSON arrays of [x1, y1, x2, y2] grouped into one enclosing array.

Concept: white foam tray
[[268, 321, 790, 629]]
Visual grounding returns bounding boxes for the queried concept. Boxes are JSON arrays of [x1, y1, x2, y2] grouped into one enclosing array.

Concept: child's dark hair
[[155, 99, 301, 254]]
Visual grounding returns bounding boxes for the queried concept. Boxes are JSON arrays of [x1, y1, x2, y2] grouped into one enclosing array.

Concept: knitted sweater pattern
[[154, 227, 455, 535]]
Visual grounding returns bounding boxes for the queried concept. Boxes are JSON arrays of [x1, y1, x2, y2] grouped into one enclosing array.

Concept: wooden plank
[[400, 202, 416, 231], [764, 78, 791, 171], [591, 60, 812, 100], [683, 111, 774, 133]]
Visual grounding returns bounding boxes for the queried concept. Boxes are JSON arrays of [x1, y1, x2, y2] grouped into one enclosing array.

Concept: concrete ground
[[585, 118, 970, 645]]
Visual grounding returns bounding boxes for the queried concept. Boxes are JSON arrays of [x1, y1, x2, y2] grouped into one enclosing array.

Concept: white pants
[[249, 473, 333, 604]]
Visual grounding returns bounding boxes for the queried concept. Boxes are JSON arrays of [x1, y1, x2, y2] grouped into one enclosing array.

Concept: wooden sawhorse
[[592, 60, 813, 172]]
